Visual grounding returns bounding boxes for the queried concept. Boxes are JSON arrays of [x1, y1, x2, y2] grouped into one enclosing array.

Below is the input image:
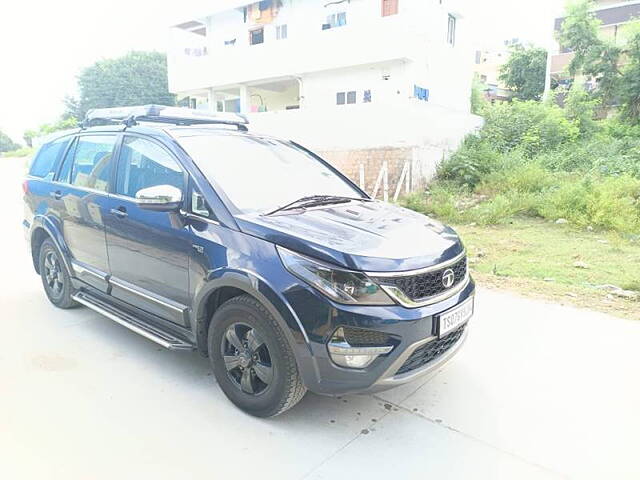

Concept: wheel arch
[[30, 216, 72, 275], [193, 271, 313, 366]]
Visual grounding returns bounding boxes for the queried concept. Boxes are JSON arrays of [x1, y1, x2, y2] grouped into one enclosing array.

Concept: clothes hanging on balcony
[[247, 1, 280, 25], [414, 85, 430, 101]]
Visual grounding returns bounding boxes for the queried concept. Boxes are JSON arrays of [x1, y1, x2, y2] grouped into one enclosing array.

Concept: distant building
[[473, 39, 520, 102], [548, 0, 640, 90], [166, 0, 482, 195]]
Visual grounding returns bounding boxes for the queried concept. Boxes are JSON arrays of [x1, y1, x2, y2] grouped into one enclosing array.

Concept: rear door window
[[29, 136, 72, 179], [64, 135, 117, 192]]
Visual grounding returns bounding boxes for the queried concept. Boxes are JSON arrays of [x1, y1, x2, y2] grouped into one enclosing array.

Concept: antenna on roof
[[82, 105, 249, 131]]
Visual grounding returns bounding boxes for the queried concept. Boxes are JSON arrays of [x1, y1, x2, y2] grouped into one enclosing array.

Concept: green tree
[[618, 22, 640, 121], [559, 1, 622, 105], [499, 44, 548, 101], [67, 51, 175, 120], [0, 130, 20, 153], [23, 117, 78, 147], [563, 82, 600, 136]]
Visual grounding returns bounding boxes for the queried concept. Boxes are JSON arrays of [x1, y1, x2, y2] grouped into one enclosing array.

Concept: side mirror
[[135, 185, 183, 211]]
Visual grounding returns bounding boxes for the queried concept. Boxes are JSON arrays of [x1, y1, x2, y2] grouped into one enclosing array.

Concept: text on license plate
[[438, 297, 474, 337]]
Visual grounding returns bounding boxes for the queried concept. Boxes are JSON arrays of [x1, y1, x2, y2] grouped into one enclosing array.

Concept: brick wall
[[318, 147, 417, 200]]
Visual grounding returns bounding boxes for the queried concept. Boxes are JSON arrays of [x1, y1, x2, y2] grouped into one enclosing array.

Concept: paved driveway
[[1, 159, 639, 479]]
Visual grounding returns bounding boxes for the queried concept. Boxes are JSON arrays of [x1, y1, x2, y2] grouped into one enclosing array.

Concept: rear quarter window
[[29, 136, 72, 179]]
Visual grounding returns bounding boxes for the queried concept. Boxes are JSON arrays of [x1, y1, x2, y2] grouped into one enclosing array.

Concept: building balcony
[[167, 15, 420, 93]]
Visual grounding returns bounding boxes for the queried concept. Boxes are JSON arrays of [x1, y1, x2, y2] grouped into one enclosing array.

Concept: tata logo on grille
[[442, 269, 455, 288]]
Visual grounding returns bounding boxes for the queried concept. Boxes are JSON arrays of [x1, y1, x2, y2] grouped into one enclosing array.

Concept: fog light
[[327, 327, 394, 369]]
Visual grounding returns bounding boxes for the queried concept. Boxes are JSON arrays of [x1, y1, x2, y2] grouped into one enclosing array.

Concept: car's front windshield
[[177, 133, 364, 214]]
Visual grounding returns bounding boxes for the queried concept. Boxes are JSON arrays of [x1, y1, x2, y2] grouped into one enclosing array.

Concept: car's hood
[[235, 201, 464, 272]]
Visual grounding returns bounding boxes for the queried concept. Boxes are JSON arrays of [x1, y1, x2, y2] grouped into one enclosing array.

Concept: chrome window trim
[[109, 277, 186, 313], [179, 210, 221, 226], [366, 250, 466, 278], [49, 180, 110, 196]]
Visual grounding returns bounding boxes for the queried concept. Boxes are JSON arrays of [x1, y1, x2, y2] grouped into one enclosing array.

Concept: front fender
[[193, 268, 320, 389]]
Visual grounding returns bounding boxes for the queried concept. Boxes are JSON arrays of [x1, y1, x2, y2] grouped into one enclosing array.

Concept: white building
[[167, 0, 481, 196]]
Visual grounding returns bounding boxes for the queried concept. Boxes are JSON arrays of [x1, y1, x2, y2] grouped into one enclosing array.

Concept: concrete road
[[1, 158, 639, 480]]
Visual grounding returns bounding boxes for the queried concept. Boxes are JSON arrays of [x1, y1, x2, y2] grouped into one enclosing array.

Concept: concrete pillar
[[239, 85, 249, 114], [208, 88, 217, 112]]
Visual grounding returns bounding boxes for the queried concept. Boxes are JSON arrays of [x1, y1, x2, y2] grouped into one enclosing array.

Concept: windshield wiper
[[264, 195, 369, 216]]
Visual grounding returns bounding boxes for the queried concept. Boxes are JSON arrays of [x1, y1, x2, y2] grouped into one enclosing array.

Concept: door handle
[[110, 207, 128, 218], [49, 190, 62, 200]]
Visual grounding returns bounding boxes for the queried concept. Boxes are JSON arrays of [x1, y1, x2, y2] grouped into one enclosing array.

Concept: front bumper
[[368, 323, 468, 392], [286, 276, 475, 395]]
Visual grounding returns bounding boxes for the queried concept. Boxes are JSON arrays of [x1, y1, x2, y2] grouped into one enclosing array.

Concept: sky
[[0, 0, 564, 144]]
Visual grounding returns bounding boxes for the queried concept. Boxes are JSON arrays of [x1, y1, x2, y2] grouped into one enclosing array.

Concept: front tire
[[208, 295, 306, 417], [39, 239, 77, 309]]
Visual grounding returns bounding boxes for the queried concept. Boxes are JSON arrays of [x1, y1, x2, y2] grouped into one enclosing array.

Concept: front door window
[[115, 136, 184, 198]]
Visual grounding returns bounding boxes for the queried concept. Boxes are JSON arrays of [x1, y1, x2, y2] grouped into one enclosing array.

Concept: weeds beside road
[[401, 99, 640, 320], [454, 219, 639, 321]]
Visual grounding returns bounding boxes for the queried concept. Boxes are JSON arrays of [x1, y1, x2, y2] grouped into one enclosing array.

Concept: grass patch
[[1, 147, 34, 158], [454, 218, 640, 320]]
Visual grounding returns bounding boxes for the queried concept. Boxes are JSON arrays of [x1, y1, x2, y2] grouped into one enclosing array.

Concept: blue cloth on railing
[[414, 85, 430, 101]]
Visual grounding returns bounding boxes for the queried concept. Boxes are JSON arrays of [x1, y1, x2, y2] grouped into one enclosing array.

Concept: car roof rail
[[81, 105, 249, 131]]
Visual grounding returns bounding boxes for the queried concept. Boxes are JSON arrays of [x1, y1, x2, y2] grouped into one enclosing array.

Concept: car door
[[104, 134, 191, 327], [52, 134, 118, 292]]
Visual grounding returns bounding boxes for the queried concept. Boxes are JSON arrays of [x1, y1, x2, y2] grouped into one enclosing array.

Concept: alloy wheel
[[222, 322, 274, 395], [43, 251, 64, 298]]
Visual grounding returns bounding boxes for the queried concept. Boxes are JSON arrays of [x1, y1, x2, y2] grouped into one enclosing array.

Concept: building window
[[276, 24, 288, 40], [382, 0, 398, 17], [323, 12, 347, 30], [250, 28, 264, 45], [336, 91, 356, 105], [363, 90, 372, 103], [447, 14, 456, 46], [190, 98, 197, 109]]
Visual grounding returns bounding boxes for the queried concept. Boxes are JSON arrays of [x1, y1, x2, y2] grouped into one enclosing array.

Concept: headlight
[[277, 246, 394, 305]]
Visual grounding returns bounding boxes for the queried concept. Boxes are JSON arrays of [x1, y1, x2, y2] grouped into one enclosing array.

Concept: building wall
[[249, 83, 300, 111], [169, 0, 474, 114], [168, 0, 478, 192], [301, 62, 408, 110], [247, 101, 483, 193]]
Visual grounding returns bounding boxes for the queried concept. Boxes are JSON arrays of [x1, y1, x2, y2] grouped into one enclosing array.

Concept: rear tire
[[39, 239, 78, 309], [208, 294, 306, 417]]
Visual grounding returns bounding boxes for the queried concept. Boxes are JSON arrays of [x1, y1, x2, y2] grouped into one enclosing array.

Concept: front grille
[[377, 255, 467, 302], [395, 323, 467, 375]]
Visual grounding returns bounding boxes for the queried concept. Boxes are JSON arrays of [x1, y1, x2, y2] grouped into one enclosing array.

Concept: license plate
[[438, 297, 474, 337]]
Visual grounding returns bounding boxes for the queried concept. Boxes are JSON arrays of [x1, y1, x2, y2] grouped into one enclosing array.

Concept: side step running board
[[72, 292, 194, 351]]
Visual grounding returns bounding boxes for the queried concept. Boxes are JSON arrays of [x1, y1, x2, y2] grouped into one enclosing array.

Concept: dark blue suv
[[23, 106, 474, 417]]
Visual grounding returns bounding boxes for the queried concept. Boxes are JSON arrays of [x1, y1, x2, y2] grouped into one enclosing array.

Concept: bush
[[481, 100, 579, 156], [539, 138, 640, 178], [403, 100, 640, 235], [479, 156, 556, 195], [438, 135, 501, 188], [540, 175, 640, 233]]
